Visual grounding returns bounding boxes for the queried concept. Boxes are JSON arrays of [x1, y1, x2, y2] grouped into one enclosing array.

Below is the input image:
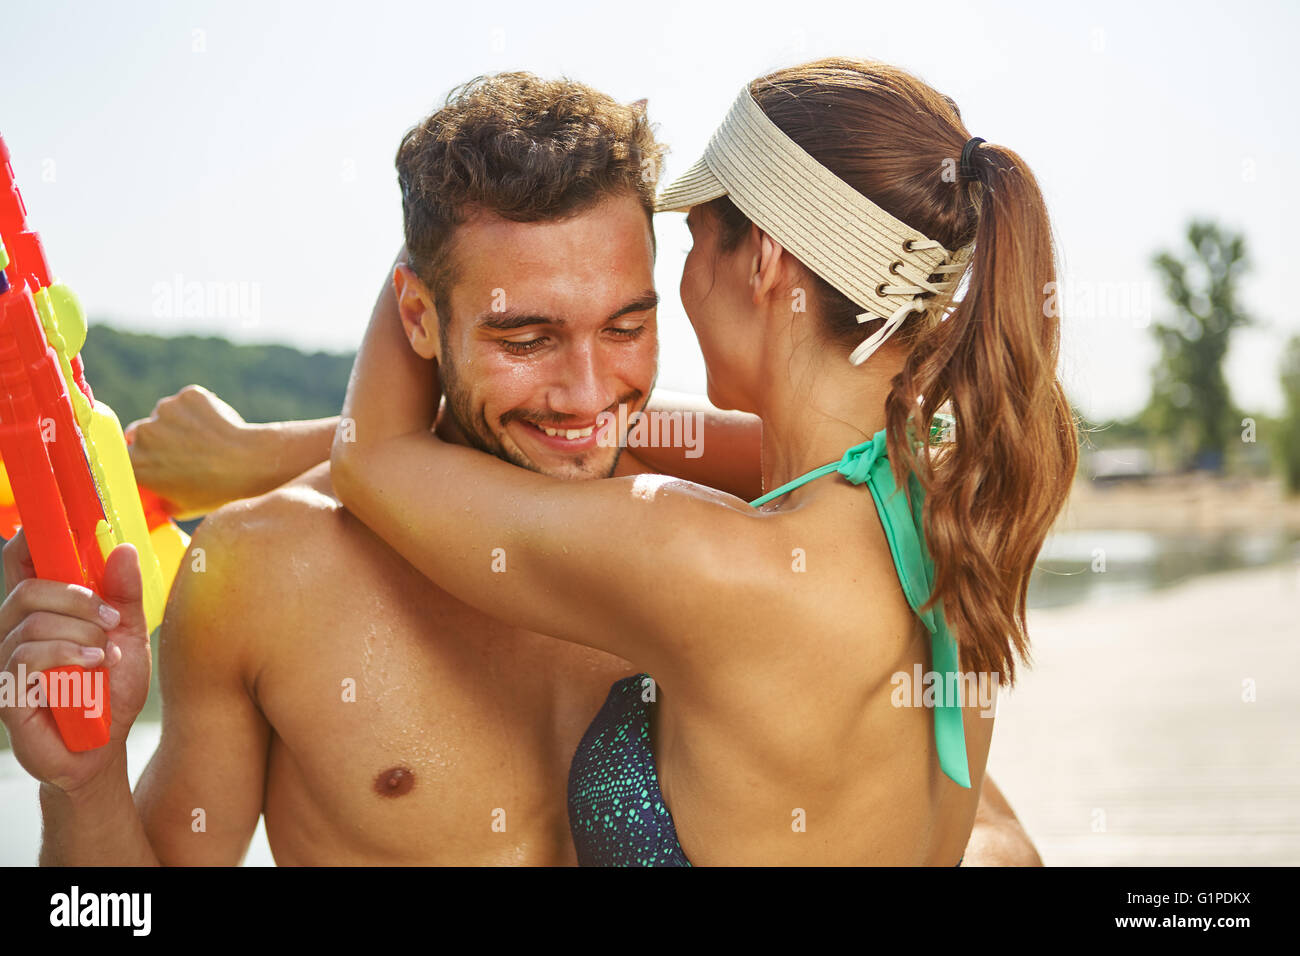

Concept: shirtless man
[[0, 73, 1039, 865]]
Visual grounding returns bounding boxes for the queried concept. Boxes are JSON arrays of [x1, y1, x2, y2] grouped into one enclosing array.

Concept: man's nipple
[[374, 765, 416, 798]]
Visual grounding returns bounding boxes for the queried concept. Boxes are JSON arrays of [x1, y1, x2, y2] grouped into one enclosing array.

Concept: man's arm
[[630, 389, 763, 501], [963, 775, 1044, 866], [127, 384, 337, 519], [131, 508, 273, 864]]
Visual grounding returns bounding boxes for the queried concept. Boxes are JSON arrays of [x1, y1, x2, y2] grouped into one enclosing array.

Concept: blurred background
[[1, 0, 1297, 865]]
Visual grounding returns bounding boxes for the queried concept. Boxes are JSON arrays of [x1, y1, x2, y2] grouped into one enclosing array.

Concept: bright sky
[[2, 0, 1295, 420]]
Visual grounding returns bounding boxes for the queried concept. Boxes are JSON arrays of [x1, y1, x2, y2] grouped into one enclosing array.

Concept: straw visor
[[656, 88, 968, 365]]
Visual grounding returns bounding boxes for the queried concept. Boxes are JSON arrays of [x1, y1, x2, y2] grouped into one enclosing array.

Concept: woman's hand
[[127, 385, 337, 518]]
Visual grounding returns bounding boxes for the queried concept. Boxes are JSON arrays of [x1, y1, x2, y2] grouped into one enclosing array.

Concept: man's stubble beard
[[438, 340, 633, 481]]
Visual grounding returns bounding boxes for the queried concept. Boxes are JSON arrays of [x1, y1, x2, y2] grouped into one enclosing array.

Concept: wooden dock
[[987, 562, 1300, 866]]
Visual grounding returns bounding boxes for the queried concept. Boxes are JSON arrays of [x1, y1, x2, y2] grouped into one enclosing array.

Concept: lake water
[[1029, 527, 1300, 608], [2, 526, 1297, 864]]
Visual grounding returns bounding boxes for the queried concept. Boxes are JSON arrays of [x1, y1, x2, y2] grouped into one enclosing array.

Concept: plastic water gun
[[0, 133, 189, 751]]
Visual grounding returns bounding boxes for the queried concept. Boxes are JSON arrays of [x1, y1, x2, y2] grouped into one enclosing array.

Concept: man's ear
[[749, 227, 787, 306], [393, 263, 441, 361]]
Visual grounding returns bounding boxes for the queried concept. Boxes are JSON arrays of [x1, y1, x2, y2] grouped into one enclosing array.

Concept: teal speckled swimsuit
[[567, 674, 689, 866], [566, 427, 971, 866]]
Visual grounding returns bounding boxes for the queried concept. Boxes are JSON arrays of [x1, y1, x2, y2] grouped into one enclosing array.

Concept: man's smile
[[512, 419, 601, 454]]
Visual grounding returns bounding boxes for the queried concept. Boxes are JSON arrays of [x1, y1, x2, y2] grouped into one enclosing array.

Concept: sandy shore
[[987, 562, 1300, 865]]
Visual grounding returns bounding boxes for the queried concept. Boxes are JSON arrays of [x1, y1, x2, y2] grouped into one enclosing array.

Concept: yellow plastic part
[[34, 281, 177, 632], [0, 459, 13, 507], [34, 286, 92, 428], [86, 402, 170, 631], [149, 520, 191, 594]]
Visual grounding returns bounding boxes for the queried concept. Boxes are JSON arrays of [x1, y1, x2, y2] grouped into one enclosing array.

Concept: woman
[[331, 57, 1077, 865]]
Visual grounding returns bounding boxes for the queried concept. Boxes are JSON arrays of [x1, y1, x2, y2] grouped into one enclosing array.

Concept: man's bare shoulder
[[160, 463, 382, 667], [195, 462, 345, 554]]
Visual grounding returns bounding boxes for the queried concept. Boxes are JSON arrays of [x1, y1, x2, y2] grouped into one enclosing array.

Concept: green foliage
[[79, 325, 354, 426], [1278, 336, 1300, 493], [1143, 221, 1251, 469]]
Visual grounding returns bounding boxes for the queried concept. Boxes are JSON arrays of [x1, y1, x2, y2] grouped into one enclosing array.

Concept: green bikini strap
[[748, 426, 972, 790], [749, 461, 842, 507]]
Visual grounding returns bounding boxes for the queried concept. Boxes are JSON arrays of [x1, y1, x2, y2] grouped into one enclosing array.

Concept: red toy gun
[[0, 133, 187, 751]]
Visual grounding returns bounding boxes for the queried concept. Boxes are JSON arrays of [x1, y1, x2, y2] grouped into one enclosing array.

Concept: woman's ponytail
[[885, 142, 1077, 684]]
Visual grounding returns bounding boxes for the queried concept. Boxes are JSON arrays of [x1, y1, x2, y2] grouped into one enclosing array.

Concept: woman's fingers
[[0, 578, 118, 645]]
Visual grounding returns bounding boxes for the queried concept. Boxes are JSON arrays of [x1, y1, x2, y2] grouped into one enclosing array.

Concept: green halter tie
[[749, 428, 972, 789]]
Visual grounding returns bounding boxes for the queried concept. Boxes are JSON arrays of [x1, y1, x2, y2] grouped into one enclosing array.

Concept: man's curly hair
[[396, 73, 665, 317]]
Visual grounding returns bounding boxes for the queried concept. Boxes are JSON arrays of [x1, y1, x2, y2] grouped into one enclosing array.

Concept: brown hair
[[395, 72, 664, 317], [707, 58, 1077, 683]]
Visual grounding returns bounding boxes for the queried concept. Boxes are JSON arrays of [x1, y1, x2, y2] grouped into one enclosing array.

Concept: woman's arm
[[330, 261, 772, 680]]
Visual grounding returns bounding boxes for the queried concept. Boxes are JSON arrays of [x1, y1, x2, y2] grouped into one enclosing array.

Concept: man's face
[[436, 192, 658, 480]]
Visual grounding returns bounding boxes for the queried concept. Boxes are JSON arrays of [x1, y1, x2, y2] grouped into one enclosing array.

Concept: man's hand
[[127, 384, 336, 518], [126, 385, 253, 518], [0, 532, 153, 795]]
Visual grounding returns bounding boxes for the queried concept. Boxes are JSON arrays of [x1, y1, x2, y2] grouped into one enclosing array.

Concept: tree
[[80, 326, 354, 426], [1144, 221, 1251, 469], [1279, 335, 1300, 493]]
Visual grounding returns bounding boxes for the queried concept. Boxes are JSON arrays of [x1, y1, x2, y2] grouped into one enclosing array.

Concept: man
[[0, 73, 1039, 865]]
